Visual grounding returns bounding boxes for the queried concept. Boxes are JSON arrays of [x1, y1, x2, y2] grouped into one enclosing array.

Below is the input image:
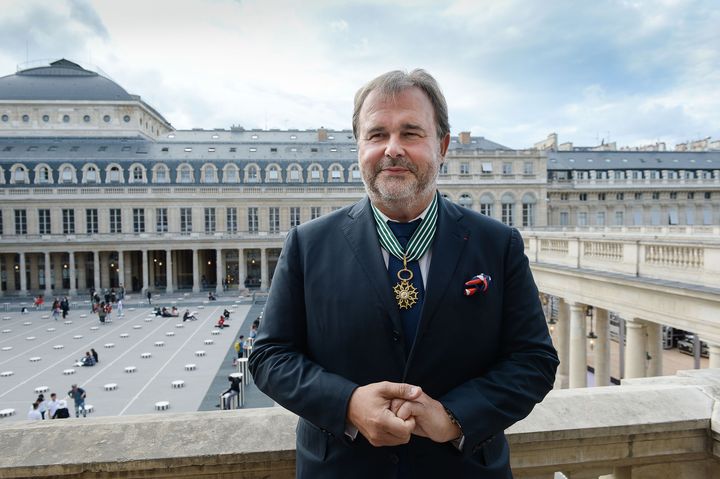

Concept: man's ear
[[440, 133, 450, 157]]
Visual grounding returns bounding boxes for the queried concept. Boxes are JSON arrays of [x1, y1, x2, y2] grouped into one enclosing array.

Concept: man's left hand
[[392, 393, 462, 443]]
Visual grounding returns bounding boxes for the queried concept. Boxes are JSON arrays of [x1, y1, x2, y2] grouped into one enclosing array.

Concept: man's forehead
[[359, 87, 435, 127]]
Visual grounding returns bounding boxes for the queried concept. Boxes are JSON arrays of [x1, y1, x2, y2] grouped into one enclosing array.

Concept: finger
[[396, 400, 424, 421], [390, 398, 405, 415], [377, 381, 422, 400]]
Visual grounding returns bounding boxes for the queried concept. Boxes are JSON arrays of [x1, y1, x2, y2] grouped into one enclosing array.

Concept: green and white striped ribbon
[[370, 194, 438, 262]]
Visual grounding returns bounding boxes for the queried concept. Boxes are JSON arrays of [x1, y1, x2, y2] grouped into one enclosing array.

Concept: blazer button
[[388, 453, 399, 464], [392, 331, 400, 342]]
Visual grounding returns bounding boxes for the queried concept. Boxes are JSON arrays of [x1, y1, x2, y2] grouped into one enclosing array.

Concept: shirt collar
[[371, 196, 435, 225]]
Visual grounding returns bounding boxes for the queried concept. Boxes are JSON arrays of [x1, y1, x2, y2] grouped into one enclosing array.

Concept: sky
[[0, 0, 718, 149]]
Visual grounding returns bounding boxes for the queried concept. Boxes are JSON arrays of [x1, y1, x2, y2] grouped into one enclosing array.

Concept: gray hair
[[352, 69, 450, 141]]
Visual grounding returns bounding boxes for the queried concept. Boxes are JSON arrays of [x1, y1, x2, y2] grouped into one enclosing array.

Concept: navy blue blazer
[[249, 195, 558, 478]]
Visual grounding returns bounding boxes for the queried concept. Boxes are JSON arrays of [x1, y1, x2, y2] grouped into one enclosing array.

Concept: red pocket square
[[464, 274, 492, 296]]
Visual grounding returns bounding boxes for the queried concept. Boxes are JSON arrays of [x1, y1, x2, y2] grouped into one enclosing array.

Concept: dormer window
[[133, 166, 143, 181], [108, 166, 121, 183], [37, 166, 50, 184], [86, 167, 98, 183]]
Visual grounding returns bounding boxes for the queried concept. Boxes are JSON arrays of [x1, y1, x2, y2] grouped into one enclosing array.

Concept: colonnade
[[0, 246, 281, 298], [547, 295, 720, 389]]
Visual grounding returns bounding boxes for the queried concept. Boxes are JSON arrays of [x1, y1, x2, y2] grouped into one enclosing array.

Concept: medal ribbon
[[371, 193, 438, 262]]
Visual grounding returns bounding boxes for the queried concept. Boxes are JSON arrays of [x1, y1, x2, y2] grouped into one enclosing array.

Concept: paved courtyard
[[0, 292, 273, 423]]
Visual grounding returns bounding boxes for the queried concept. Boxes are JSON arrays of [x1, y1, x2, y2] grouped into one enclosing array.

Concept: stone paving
[[0, 292, 273, 423]]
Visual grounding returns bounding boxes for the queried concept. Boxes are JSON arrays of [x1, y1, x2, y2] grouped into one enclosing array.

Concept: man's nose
[[384, 134, 405, 158]]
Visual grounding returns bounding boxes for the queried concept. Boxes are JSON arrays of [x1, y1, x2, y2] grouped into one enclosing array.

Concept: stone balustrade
[[525, 230, 720, 289], [0, 370, 718, 478]]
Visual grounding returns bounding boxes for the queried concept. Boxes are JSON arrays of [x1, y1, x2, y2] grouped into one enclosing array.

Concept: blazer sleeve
[[248, 227, 358, 440], [440, 228, 559, 456]]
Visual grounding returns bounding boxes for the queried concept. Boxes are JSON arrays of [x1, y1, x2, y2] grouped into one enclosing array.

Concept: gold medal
[[393, 257, 419, 309]]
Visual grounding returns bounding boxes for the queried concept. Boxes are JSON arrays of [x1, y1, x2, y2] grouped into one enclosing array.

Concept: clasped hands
[[346, 381, 461, 447]]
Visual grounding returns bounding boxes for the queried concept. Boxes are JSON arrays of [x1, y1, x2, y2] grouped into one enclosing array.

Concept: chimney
[[458, 131, 471, 145], [317, 127, 328, 142]]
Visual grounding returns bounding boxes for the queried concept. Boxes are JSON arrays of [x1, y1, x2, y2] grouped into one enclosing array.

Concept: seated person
[[215, 316, 229, 328], [154, 307, 162, 316], [208, 292, 217, 301], [183, 310, 198, 322], [170, 306, 179, 317], [53, 399, 70, 419], [34, 295, 44, 309], [223, 309, 231, 319], [161, 307, 174, 318], [221, 375, 242, 409], [80, 351, 96, 366]]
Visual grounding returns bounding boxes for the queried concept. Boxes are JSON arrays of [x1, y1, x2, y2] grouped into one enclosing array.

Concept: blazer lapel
[[341, 198, 404, 336], [414, 196, 468, 345]]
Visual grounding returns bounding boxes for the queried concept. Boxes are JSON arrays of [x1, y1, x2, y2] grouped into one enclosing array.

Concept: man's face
[[357, 87, 449, 205]]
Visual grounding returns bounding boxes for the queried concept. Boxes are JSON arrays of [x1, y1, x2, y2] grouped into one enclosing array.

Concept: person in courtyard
[[68, 384, 87, 418]]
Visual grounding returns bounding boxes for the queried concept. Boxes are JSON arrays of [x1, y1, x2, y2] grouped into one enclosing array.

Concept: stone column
[[709, 344, 720, 369], [192, 249, 200, 293], [77, 253, 86, 292], [93, 251, 100, 291], [117, 250, 124, 290], [124, 252, 132, 291], [238, 248, 246, 290], [555, 298, 570, 387], [569, 302, 587, 388], [68, 252, 77, 297], [260, 248, 269, 291], [44, 252, 53, 297], [645, 321, 663, 377], [7, 254, 17, 292], [141, 250, 149, 293], [100, 252, 111, 289], [594, 307, 611, 386], [165, 249, 174, 294], [19, 252, 28, 295], [29, 255, 39, 290], [216, 248, 224, 294], [625, 318, 647, 379], [53, 254, 63, 291]]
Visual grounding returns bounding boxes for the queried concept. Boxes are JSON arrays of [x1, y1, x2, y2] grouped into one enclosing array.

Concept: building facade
[[0, 60, 717, 297]]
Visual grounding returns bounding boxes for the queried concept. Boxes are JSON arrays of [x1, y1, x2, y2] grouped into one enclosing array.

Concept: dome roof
[[0, 59, 133, 101]]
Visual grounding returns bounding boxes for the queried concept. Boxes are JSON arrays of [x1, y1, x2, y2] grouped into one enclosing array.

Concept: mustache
[[374, 157, 418, 174]]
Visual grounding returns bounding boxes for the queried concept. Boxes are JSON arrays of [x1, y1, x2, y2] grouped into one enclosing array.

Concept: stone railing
[[524, 230, 720, 289], [0, 370, 718, 478]]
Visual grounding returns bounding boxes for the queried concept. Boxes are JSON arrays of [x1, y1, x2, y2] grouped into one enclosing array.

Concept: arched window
[[223, 164, 239, 183], [245, 164, 260, 183], [501, 193, 515, 226], [178, 164, 194, 183], [11, 164, 28, 184], [266, 164, 281, 182], [287, 164, 303, 182], [153, 164, 170, 183], [349, 165, 361, 182], [202, 164, 218, 183], [521, 193, 537, 228], [458, 193, 473, 209], [106, 165, 123, 183], [308, 164, 323, 182], [83, 164, 99, 183], [59, 164, 76, 183], [329, 164, 344, 182], [35, 164, 51, 184], [131, 165, 145, 183], [480, 193, 494, 217]]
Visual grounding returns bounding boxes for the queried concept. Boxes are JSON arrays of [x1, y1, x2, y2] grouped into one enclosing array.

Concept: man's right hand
[[346, 381, 422, 447]]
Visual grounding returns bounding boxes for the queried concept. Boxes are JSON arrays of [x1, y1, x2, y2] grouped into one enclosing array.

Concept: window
[[480, 194, 494, 217], [155, 165, 168, 183], [108, 166, 121, 183], [247, 207, 258, 233], [310, 206, 321, 220], [458, 194, 473, 209], [598, 193, 606, 201], [596, 211, 606, 226], [559, 211, 569, 226], [705, 192, 712, 200], [687, 192, 695, 200], [501, 194, 514, 226], [179, 165, 192, 183], [267, 166, 280, 181], [616, 192, 624, 201], [522, 194, 536, 227], [133, 166, 143, 182], [560, 193, 569, 201], [204, 165, 217, 183], [481, 162, 493, 173], [37, 166, 50, 184], [614, 170, 625, 180], [224, 166, 238, 183], [204, 207, 216, 233], [109, 209, 122, 234], [309, 165, 321, 181], [14, 209, 27, 235], [635, 192, 643, 200], [62, 209, 75, 234], [460, 162, 470, 175], [615, 211, 624, 226], [38, 209, 51, 235], [523, 162, 534, 175], [227, 207, 237, 234], [156, 208, 168, 233], [577, 212, 588, 226], [290, 207, 300, 228], [652, 192, 660, 200], [247, 165, 259, 182], [86, 209, 98, 234], [180, 208, 192, 234], [669, 192, 677, 200], [133, 208, 145, 234], [502, 162, 513, 175], [61, 166, 73, 182], [289, 167, 301, 182], [579, 193, 588, 201], [269, 207, 280, 234], [440, 163, 448, 175], [13, 167, 27, 183], [331, 168, 342, 182], [350, 167, 361, 181], [86, 166, 98, 183]]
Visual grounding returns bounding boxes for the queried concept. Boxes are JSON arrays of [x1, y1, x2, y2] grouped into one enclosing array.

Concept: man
[[47, 392, 60, 419], [249, 69, 558, 478], [68, 384, 87, 418]]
